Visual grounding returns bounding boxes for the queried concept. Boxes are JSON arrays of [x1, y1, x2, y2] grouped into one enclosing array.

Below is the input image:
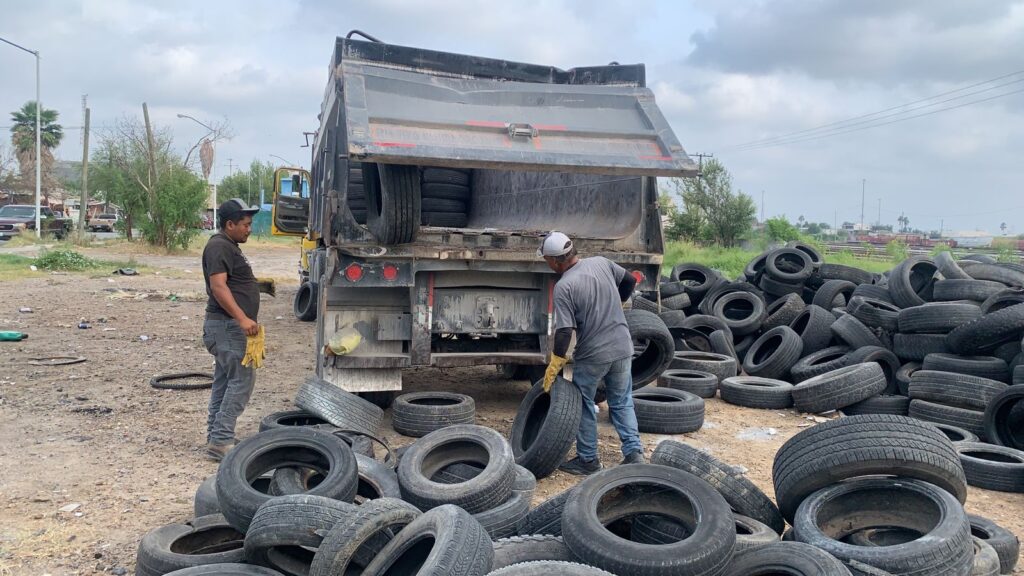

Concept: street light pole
[[269, 154, 293, 166], [176, 113, 219, 227], [1, 36, 42, 237]]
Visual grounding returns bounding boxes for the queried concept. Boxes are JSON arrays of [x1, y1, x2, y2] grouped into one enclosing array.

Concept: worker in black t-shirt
[[201, 199, 261, 461]]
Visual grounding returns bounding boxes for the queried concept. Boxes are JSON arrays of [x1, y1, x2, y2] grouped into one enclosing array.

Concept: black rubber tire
[[135, 514, 246, 576], [397, 424, 515, 514], [420, 197, 468, 213], [831, 314, 886, 350], [358, 390, 396, 410], [955, 442, 1024, 493], [631, 295, 659, 313], [981, 288, 1024, 314], [923, 353, 1010, 383], [963, 254, 998, 264], [712, 291, 766, 336], [842, 394, 910, 416], [670, 351, 737, 384], [852, 283, 894, 304], [721, 541, 852, 576], [670, 263, 719, 301], [681, 314, 733, 338], [965, 263, 1024, 287], [993, 340, 1022, 365], [561, 464, 737, 576], [895, 362, 921, 396], [652, 439, 785, 534], [845, 346, 901, 394], [270, 452, 400, 502], [817, 263, 875, 286], [470, 488, 531, 540], [790, 345, 853, 383], [149, 372, 213, 390], [972, 537, 1004, 576], [762, 293, 806, 331], [985, 385, 1024, 450], [968, 514, 1020, 574], [161, 565, 283, 575], [420, 182, 472, 201], [699, 281, 764, 316], [812, 279, 857, 310], [772, 414, 967, 523], [889, 257, 939, 309], [785, 241, 824, 268], [898, 302, 982, 334], [742, 326, 804, 379], [659, 369, 718, 398], [392, 392, 476, 437], [632, 388, 705, 434], [947, 304, 1024, 355], [759, 274, 804, 297], [422, 211, 469, 228], [720, 376, 794, 409], [308, 497, 421, 576], [659, 310, 687, 329], [294, 376, 384, 437], [908, 399, 987, 441], [789, 305, 836, 355], [516, 488, 574, 536], [661, 292, 691, 311], [422, 167, 471, 186], [934, 279, 1008, 302], [791, 362, 887, 414], [243, 494, 357, 572], [659, 280, 688, 298], [365, 163, 420, 244], [930, 422, 979, 444], [487, 561, 614, 575], [792, 477, 973, 576], [194, 476, 221, 518], [909, 370, 1008, 410], [709, 329, 739, 362], [258, 410, 334, 432], [936, 250, 972, 280], [893, 333, 949, 362], [360, 504, 494, 576], [847, 296, 900, 332], [510, 378, 582, 479], [491, 535, 577, 570], [1015, 363, 1024, 385], [744, 251, 772, 283], [349, 208, 367, 224], [431, 463, 535, 497], [625, 308, 676, 388], [765, 248, 814, 283], [631, 513, 778, 552]]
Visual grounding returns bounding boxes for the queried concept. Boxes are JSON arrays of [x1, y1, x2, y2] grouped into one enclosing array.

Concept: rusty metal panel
[[432, 288, 545, 334], [377, 313, 412, 341]]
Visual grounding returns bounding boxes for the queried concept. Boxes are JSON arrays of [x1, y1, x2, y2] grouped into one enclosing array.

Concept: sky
[[1, 0, 1022, 235]]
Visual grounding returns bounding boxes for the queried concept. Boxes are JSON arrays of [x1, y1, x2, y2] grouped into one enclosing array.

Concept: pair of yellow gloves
[[242, 325, 266, 369]]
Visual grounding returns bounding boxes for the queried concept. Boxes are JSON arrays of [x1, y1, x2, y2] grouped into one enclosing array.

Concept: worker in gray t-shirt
[[538, 231, 644, 475]]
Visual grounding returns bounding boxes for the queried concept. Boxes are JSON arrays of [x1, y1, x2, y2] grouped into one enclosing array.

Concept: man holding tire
[[539, 231, 644, 475]]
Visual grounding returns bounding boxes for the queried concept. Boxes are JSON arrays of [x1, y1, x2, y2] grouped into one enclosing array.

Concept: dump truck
[[273, 32, 697, 406]]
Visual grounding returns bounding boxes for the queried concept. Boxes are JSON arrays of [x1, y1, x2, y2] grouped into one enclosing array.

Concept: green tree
[[765, 216, 801, 242], [9, 101, 64, 194], [886, 239, 909, 263], [805, 222, 822, 235], [217, 159, 276, 206], [664, 159, 755, 247]]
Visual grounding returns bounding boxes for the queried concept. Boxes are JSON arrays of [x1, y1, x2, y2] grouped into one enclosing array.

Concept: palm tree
[[9, 101, 63, 195]]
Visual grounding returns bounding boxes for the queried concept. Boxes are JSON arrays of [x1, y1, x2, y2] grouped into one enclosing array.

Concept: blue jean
[[571, 357, 642, 461], [202, 318, 256, 445]]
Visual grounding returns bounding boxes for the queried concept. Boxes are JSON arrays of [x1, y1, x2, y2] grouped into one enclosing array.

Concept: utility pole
[[834, 210, 838, 238], [691, 152, 714, 176], [940, 219, 944, 238], [227, 158, 233, 178], [760, 191, 765, 224], [78, 106, 90, 235], [860, 178, 866, 233]]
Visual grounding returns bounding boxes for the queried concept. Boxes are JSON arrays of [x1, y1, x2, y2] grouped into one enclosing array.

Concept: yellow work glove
[[242, 326, 266, 369], [327, 326, 362, 356], [542, 354, 568, 393], [256, 277, 277, 297]]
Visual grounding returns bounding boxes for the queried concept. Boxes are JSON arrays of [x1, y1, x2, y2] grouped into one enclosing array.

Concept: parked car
[[87, 213, 119, 232], [0, 204, 71, 240]]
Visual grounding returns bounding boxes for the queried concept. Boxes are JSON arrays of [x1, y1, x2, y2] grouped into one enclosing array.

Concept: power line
[[723, 68, 1024, 150]]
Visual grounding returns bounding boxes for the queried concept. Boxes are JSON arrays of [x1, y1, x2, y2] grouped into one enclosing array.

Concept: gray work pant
[[202, 318, 255, 445]]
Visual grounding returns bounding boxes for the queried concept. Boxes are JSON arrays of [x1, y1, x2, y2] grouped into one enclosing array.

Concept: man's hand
[[239, 316, 259, 336], [542, 354, 568, 393], [256, 277, 277, 297]]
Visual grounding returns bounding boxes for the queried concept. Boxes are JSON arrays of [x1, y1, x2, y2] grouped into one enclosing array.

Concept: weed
[[33, 249, 100, 271]]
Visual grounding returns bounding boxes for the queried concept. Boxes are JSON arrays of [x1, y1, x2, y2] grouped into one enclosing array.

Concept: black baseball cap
[[218, 198, 259, 221]]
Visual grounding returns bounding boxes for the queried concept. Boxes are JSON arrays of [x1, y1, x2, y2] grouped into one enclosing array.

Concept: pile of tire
[[420, 166, 472, 228]]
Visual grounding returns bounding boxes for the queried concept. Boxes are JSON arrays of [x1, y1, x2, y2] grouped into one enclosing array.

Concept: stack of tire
[[420, 167, 472, 228]]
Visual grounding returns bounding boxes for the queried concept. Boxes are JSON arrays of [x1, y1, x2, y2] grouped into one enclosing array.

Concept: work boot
[[205, 442, 235, 462], [558, 456, 601, 476], [621, 451, 646, 465]]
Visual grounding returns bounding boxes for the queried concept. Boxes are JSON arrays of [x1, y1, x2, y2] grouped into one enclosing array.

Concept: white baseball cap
[[538, 231, 574, 257]]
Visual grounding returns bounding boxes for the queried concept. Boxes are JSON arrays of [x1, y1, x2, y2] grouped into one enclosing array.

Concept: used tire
[[790, 346, 853, 383], [671, 263, 720, 301], [632, 388, 705, 434], [968, 514, 1020, 574], [293, 282, 317, 321], [712, 291, 766, 336], [720, 376, 794, 409], [136, 515, 246, 576], [765, 248, 814, 283], [308, 497, 421, 576], [631, 513, 778, 553], [772, 414, 967, 523], [984, 385, 1024, 450], [421, 197, 467, 213], [662, 292, 691, 311], [271, 453, 400, 502], [930, 423, 980, 444], [162, 565, 283, 576], [626, 308, 676, 388], [398, 424, 515, 513], [422, 211, 469, 227], [762, 293, 806, 331], [294, 376, 384, 438], [936, 251, 972, 280], [847, 297, 900, 332], [889, 257, 939, 309], [813, 279, 857, 310], [831, 314, 886, 350], [652, 439, 784, 534], [259, 410, 334, 432], [670, 351, 737, 383], [934, 279, 1007, 303], [473, 489, 531, 539], [658, 309, 687, 328], [909, 399, 987, 440], [922, 353, 1010, 383], [955, 442, 1024, 493], [487, 561, 614, 575], [894, 333, 949, 361], [422, 167, 471, 186], [842, 394, 910, 416], [742, 326, 804, 379], [516, 488, 574, 537], [792, 477, 973, 576], [973, 537, 1002, 576], [898, 302, 982, 334], [365, 163, 421, 245], [561, 464, 737, 576], [789, 305, 835, 355], [491, 535, 577, 570], [909, 370, 1008, 410], [852, 283, 893, 304], [216, 427, 358, 531], [816, 263, 875, 286], [721, 541, 852, 576], [845, 346, 901, 393], [895, 362, 921, 396], [965, 263, 1024, 287], [194, 476, 221, 518], [946, 303, 1024, 355], [791, 362, 887, 414], [981, 288, 1024, 314], [709, 329, 739, 361], [243, 494, 357, 572], [359, 504, 494, 576], [392, 392, 476, 437], [659, 369, 718, 398], [510, 378, 582, 479]]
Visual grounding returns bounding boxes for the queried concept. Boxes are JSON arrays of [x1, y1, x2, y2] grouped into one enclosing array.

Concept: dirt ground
[[0, 242, 1022, 575]]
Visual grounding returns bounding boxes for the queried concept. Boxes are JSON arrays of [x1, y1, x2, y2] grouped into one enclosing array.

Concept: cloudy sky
[[2, 0, 1022, 235]]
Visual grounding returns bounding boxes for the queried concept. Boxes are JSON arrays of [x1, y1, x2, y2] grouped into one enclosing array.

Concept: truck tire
[[947, 303, 1024, 355], [909, 370, 1008, 410], [308, 497, 422, 576], [509, 379, 581, 479], [847, 297, 900, 332], [790, 345, 853, 383], [985, 386, 1024, 450], [422, 211, 468, 228], [742, 326, 804, 379], [720, 376, 794, 409], [791, 363, 887, 414], [812, 279, 857, 310], [712, 291, 766, 336], [792, 477, 973, 576], [491, 536, 577, 570], [561, 464, 736, 576], [772, 414, 967, 523], [721, 542, 852, 576], [392, 392, 476, 437], [842, 394, 910, 416], [889, 257, 939, 309], [422, 167, 471, 186], [652, 439, 785, 534], [762, 293, 805, 331], [294, 376, 384, 437], [935, 250, 972, 280], [516, 488, 574, 536], [830, 314, 886, 350], [898, 302, 982, 334], [632, 388, 704, 434], [955, 442, 1024, 493], [366, 163, 421, 244], [359, 505, 494, 576], [893, 333, 949, 361], [420, 197, 468, 213], [216, 427, 358, 531], [789, 305, 835, 355], [625, 308, 676, 388], [136, 515, 246, 576], [670, 351, 737, 383], [909, 399, 987, 440], [397, 424, 515, 513], [293, 282, 317, 321], [933, 279, 1008, 302], [659, 369, 718, 398], [243, 494, 357, 571], [923, 353, 1010, 383], [968, 514, 1020, 574]]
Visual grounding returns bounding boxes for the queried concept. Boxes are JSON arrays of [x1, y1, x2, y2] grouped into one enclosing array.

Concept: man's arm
[[209, 273, 259, 335], [552, 327, 573, 358], [617, 272, 637, 302]]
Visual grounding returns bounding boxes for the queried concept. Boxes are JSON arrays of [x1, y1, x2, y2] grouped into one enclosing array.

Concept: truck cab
[[275, 34, 697, 398]]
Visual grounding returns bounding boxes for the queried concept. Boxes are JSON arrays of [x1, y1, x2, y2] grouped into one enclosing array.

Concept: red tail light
[[631, 270, 644, 284], [344, 264, 364, 282], [382, 264, 399, 281]]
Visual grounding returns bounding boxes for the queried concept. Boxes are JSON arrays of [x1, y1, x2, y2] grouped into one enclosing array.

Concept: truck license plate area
[[432, 289, 544, 334]]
